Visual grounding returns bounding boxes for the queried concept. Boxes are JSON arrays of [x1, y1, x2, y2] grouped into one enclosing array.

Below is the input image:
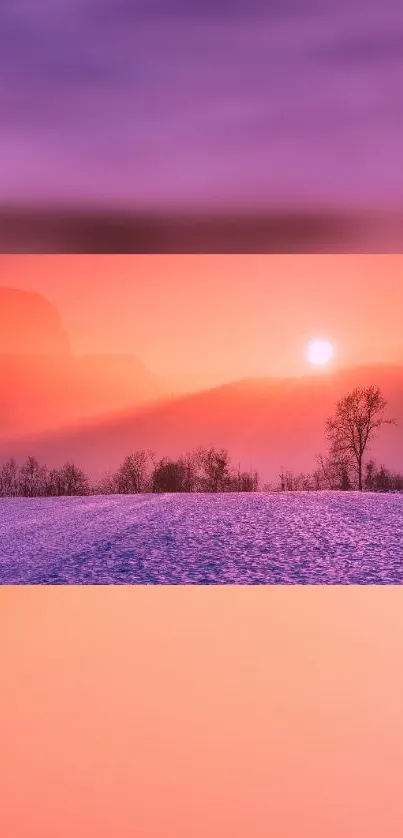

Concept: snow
[[0, 492, 402, 584]]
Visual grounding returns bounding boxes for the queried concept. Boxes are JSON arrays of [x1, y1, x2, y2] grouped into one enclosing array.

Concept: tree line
[[0, 447, 259, 498], [0, 386, 401, 497]]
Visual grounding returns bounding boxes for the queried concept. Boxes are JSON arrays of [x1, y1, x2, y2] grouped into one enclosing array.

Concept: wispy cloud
[[0, 0, 402, 208]]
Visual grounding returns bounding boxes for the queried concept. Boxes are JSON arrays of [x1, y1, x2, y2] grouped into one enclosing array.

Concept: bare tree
[[364, 459, 376, 491], [47, 467, 65, 497], [239, 469, 259, 492], [229, 466, 259, 492], [364, 462, 403, 493], [325, 387, 395, 491], [0, 458, 18, 496], [315, 452, 353, 491], [181, 450, 199, 492], [58, 462, 89, 496], [95, 470, 119, 495], [114, 451, 150, 494], [19, 456, 48, 497], [197, 447, 231, 492], [45, 463, 88, 496]]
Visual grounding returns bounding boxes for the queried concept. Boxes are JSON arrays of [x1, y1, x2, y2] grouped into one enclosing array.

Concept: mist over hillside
[[2, 365, 402, 484]]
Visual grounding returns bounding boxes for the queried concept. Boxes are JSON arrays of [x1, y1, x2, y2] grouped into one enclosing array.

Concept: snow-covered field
[[0, 492, 402, 584]]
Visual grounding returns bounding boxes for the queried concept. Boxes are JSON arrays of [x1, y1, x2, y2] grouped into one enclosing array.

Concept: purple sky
[[1, 0, 403, 210]]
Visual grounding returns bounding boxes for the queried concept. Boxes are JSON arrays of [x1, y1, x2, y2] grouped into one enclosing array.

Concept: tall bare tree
[[325, 386, 395, 491]]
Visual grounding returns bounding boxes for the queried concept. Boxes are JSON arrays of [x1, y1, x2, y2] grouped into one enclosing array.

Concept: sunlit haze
[[1, 255, 403, 379]]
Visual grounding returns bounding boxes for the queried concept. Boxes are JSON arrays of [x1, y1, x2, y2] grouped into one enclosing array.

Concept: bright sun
[[307, 338, 334, 367]]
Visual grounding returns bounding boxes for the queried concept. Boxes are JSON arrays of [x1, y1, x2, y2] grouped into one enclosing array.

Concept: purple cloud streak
[[1, 0, 402, 209]]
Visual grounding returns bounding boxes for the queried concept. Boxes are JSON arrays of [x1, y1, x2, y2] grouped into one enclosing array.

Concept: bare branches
[[325, 386, 395, 490], [0, 448, 261, 497]]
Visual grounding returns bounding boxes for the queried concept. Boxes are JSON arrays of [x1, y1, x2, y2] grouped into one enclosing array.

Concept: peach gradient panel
[[1, 586, 403, 837]]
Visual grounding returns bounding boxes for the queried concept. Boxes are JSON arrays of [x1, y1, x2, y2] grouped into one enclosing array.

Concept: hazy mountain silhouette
[[2, 364, 402, 484], [0, 287, 235, 436], [0, 287, 172, 435], [0, 287, 70, 355]]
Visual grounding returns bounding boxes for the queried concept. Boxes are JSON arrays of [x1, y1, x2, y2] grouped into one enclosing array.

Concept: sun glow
[[307, 338, 334, 367]]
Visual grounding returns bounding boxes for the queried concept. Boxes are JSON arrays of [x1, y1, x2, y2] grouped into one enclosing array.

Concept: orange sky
[[2, 586, 403, 837], [1, 254, 403, 379]]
